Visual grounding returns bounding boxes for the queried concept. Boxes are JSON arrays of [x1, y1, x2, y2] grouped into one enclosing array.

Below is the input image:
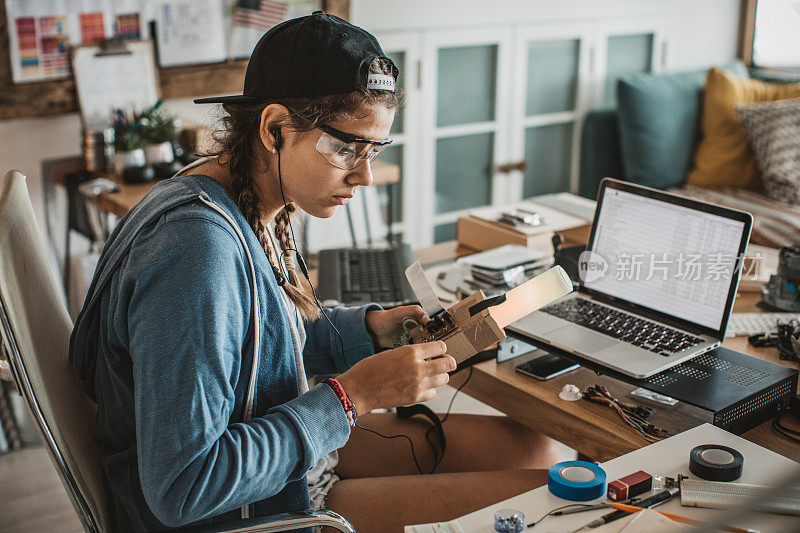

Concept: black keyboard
[[542, 298, 703, 357], [317, 245, 416, 305]]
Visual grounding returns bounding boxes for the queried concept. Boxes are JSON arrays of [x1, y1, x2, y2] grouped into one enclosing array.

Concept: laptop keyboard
[[542, 299, 703, 356]]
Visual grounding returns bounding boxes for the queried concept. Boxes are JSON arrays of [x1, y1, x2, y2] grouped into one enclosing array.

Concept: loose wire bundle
[[582, 385, 671, 443]]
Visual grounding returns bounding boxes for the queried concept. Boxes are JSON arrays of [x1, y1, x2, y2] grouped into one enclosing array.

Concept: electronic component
[[582, 385, 671, 443], [607, 470, 652, 502], [405, 266, 573, 364], [413, 310, 457, 343], [539, 345, 799, 435], [493, 509, 524, 532], [407, 290, 504, 364], [727, 312, 800, 337], [762, 244, 800, 311], [680, 478, 800, 516]]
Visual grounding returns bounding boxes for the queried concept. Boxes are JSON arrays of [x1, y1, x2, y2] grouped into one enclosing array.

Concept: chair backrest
[[0, 170, 110, 532]]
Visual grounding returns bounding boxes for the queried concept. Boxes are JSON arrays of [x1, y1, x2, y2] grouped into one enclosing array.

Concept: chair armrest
[[180, 509, 355, 533]]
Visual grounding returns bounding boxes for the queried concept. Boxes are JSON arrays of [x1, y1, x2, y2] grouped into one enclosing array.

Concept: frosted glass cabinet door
[[523, 123, 574, 197], [603, 33, 654, 107], [437, 45, 497, 127], [526, 39, 580, 116], [519, 33, 583, 198], [433, 42, 499, 216], [435, 132, 494, 213]]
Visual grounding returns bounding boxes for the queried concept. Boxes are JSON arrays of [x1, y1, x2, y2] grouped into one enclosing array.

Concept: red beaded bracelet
[[322, 378, 357, 426]]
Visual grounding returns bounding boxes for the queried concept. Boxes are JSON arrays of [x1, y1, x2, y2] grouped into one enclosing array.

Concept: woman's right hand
[[336, 341, 456, 415]]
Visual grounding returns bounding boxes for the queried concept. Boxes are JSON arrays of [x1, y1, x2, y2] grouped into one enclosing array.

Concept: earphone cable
[[275, 138, 443, 474], [424, 365, 473, 473]]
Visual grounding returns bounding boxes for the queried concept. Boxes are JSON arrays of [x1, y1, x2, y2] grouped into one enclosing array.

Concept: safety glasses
[[315, 124, 392, 170]]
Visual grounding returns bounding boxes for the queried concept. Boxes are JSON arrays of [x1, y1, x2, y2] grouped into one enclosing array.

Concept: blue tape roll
[[548, 461, 607, 501]]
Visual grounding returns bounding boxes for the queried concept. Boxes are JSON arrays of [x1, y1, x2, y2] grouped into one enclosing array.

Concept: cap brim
[[193, 94, 260, 104]]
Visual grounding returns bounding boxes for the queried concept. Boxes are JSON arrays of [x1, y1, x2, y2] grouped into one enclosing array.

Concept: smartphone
[[515, 351, 579, 381]]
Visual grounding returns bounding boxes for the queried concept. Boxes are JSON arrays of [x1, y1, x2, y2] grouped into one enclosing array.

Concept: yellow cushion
[[686, 67, 800, 190]]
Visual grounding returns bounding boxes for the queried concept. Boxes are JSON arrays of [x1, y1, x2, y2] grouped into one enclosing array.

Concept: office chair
[[0, 170, 355, 533]]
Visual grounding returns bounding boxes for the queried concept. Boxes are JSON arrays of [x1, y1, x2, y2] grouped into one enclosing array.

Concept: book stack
[[457, 245, 553, 290]]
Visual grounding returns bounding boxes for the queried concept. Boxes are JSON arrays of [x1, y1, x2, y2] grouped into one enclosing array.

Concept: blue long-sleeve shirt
[[69, 174, 377, 531]]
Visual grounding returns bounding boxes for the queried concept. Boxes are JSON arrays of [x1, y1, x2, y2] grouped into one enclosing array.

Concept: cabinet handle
[[495, 160, 527, 174]]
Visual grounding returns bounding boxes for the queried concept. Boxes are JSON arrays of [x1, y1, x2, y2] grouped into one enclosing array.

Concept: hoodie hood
[[68, 175, 238, 400]]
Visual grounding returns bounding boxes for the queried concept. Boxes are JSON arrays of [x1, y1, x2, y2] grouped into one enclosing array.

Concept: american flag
[[233, 0, 288, 30]]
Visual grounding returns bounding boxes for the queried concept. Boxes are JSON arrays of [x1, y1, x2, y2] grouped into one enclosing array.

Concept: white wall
[[0, 112, 83, 284], [0, 98, 219, 283]]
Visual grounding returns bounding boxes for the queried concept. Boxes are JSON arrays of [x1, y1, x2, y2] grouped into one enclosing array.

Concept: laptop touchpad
[[546, 326, 617, 354]]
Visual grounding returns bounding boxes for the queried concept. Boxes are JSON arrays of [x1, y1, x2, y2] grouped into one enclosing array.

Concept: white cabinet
[[373, 15, 665, 247]]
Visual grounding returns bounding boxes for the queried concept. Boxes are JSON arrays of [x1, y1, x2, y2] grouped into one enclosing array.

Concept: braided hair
[[209, 57, 402, 320]]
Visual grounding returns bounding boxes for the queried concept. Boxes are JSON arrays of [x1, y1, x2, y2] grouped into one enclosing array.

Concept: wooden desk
[[68, 159, 400, 219], [443, 284, 800, 463]]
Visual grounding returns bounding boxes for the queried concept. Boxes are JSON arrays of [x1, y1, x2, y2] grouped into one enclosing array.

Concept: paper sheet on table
[[404, 520, 463, 533]]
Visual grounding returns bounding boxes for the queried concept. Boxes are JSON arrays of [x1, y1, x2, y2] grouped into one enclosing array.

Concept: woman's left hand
[[365, 305, 429, 349]]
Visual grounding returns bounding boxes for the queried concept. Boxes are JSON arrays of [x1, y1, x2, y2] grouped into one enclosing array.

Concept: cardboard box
[[457, 215, 591, 253], [408, 290, 505, 364]]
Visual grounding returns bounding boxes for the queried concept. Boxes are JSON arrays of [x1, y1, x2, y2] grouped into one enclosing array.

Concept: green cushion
[[616, 61, 748, 190], [579, 109, 623, 199]]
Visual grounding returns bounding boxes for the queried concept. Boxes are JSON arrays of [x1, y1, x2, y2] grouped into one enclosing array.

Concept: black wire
[[525, 503, 603, 528], [354, 422, 427, 475], [275, 148, 305, 261], [423, 366, 474, 473], [773, 415, 800, 443], [274, 143, 347, 356]]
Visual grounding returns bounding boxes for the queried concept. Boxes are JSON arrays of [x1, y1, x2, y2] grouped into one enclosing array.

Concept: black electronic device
[[510, 337, 798, 434], [316, 244, 416, 306], [516, 352, 579, 381], [635, 347, 798, 434], [762, 244, 800, 311]]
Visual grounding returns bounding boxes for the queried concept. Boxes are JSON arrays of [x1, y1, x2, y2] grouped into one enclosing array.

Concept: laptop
[[317, 244, 416, 306], [507, 178, 753, 378]]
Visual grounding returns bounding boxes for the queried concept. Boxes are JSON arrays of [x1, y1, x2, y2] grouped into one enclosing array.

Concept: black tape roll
[[689, 444, 744, 481]]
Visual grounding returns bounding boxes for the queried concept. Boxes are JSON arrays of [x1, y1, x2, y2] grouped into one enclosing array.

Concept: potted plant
[[139, 101, 180, 165], [113, 126, 145, 176]]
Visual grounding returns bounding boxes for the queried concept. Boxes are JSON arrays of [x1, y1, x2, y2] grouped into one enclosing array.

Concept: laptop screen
[[584, 184, 748, 332]]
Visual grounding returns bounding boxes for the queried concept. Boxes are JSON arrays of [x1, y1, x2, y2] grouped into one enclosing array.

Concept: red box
[[607, 470, 652, 501]]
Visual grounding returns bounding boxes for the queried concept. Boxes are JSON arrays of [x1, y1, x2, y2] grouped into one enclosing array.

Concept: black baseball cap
[[194, 11, 397, 104]]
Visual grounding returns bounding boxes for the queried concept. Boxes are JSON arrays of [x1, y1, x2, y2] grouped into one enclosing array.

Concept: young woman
[[70, 12, 558, 532]]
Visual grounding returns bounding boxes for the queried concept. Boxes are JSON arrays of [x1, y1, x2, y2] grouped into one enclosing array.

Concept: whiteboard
[[71, 40, 158, 129]]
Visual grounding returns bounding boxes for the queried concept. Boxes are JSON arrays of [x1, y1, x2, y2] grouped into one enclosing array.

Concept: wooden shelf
[[54, 157, 399, 220]]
